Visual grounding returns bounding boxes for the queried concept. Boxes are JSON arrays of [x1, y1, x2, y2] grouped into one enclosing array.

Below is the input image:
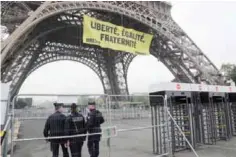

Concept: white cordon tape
[[13, 123, 167, 142], [118, 124, 166, 132], [16, 117, 50, 120]]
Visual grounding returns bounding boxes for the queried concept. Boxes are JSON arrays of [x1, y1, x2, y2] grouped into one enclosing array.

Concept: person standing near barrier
[[65, 103, 87, 157], [86, 102, 105, 157], [43, 103, 69, 157]]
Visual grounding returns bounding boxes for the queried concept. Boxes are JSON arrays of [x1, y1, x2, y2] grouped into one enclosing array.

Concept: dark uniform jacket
[[65, 112, 87, 142], [86, 110, 105, 141], [43, 111, 67, 143]]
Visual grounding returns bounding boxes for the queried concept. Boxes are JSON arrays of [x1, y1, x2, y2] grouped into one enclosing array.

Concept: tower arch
[[1, 1, 225, 99]]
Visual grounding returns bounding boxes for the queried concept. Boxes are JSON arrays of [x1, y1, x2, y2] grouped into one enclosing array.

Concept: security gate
[[209, 92, 228, 141], [190, 92, 203, 146], [190, 90, 234, 146], [231, 104, 236, 135], [168, 94, 194, 152], [228, 93, 236, 136], [198, 92, 215, 145], [150, 91, 196, 154], [196, 92, 229, 145], [149, 94, 171, 155]]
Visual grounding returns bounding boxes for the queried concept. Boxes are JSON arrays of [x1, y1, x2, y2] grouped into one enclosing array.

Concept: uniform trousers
[[50, 141, 69, 157], [70, 141, 84, 157], [87, 137, 100, 157]]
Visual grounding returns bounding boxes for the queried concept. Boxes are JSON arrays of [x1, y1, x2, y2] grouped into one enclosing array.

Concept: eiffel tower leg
[[101, 51, 135, 102], [9, 43, 42, 100], [102, 51, 122, 96]]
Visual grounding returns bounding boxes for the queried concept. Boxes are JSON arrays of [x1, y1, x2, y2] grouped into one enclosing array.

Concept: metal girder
[[1, 15, 29, 23], [3, 18, 131, 95], [9, 41, 131, 95], [1, 20, 73, 82], [1, 1, 33, 34], [10, 44, 40, 97], [150, 35, 196, 83]]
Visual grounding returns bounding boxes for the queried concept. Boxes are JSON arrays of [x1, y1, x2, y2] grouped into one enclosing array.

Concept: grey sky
[[19, 1, 236, 94]]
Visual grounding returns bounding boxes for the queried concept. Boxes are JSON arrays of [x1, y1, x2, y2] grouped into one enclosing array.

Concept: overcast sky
[[19, 1, 236, 95]]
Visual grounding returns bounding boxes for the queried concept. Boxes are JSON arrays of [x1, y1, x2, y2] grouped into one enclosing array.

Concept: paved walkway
[[12, 118, 155, 157], [175, 138, 236, 157], [11, 118, 236, 157]]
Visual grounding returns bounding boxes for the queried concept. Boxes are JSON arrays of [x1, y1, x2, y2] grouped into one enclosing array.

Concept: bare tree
[[221, 63, 236, 85]]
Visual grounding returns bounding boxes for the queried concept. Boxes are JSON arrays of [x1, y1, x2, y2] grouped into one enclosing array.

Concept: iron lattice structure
[[1, 1, 225, 98]]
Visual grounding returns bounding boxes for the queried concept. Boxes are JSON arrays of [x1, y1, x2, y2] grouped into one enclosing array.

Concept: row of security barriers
[[149, 82, 236, 154], [5, 94, 189, 157], [6, 83, 236, 157]]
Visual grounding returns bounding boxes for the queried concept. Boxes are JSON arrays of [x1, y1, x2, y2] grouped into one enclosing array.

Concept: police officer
[[43, 103, 69, 157], [65, 103, 86, 157], [86, 102, 104, 157]]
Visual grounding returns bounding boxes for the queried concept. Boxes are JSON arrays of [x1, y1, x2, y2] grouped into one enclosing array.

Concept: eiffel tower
[[1, 1, 225, 98]]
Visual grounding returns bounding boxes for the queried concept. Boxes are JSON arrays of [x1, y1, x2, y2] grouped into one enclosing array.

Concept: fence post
[[2, 117, 11, 157]]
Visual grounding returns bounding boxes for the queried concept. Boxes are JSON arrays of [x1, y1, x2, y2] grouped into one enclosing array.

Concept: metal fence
[[3, 93, 199, 157], [107, 95, 171, 157], [13, 106, 150, 121]]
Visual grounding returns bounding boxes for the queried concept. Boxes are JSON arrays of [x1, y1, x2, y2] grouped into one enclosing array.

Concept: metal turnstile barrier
[[191, 92, 204, 146], [197, 92, 229, 145], [149, 94, 171, 155], [182, 90, 235, 147], [198, 92, 215, 145], [150, 91, 196, 154], [210, 92, 228, 141], [169, 92, 194, 152], [148, 82, 236, 156], [227, 93, 236, 136]]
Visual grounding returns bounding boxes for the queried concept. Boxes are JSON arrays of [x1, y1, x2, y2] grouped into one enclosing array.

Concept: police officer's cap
[[53, 103, 63, 107], [88, 101, 96, 106], [71, 103, 77, 109]]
